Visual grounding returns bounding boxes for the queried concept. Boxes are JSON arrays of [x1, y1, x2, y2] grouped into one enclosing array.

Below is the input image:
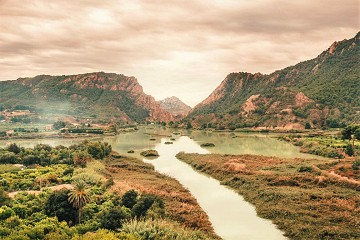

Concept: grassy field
[[176, 152, 360, 240]]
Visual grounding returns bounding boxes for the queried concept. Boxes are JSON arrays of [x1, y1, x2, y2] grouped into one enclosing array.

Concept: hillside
[[0, 72, 173, 122], [157, 96, 192, 118], [188, 32, 360, 129]]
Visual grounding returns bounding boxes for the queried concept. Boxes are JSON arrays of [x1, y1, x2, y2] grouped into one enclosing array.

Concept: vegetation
[[177, 152, 360, 240], [140, 150, 159, 157], [281, 125, 360, 158], [0, 142, 217, 239], [200, 143, 215, 147]]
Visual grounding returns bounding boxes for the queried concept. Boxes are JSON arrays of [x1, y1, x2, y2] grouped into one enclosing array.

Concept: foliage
[[73, 151, 92, 168], [45, 189, 77, 225], [132, 194, 164, 218], [99, 206, 132, 230], [352, 160, 360, 170], [53, 121, 66, 130], [345, 144, 354, 156], [122, 190, 138, 209], [122, 219, 210, 240], [68, 181, 91, 224], [86, 141, 112, 159]]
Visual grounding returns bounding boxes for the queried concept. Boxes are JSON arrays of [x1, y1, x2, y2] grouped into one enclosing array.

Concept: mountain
[[157, 96, 192, 118], [0, 72, 173, 122], [188, 32, 360, 129]]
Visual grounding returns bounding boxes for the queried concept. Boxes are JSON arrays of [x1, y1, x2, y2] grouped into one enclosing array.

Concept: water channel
[[1, 127, 318, 239]]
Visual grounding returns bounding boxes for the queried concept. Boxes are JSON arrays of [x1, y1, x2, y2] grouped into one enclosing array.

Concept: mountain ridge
[[0, 72, 174, 122], [188, 32, 360, 129]]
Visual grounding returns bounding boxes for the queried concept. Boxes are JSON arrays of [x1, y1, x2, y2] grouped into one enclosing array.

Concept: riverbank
[[0, 140, 218, 239], [105, 153, 218, 238], [176, 152, 360, 240]]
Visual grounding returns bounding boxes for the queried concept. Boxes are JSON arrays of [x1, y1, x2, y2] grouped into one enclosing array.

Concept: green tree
[[7, 143, 21, 154], [305, 122, 311, 129], [121, 189, 138, 209], [68, 181, 90, 224], [53, 121, 66, 130], [345, 144, 354, 156], [131, 194, 164, 218], [99, 206, 131, 230], [73, 151, 92, 168], [45, 189, 77, 225]]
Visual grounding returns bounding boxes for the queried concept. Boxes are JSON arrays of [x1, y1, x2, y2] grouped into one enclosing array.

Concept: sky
[[0, 0, 358, 107]]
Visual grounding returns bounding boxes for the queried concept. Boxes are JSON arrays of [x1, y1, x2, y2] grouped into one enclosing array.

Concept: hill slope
[[0, 72, 173, 122], [188, 32, 360, 129], [157, 96, 192, 117]]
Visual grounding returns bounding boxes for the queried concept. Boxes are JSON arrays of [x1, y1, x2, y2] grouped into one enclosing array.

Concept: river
[[1, 127, 317, 239]]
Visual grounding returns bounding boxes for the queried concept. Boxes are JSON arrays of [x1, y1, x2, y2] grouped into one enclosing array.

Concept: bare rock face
[[157, 96, 192, 117]]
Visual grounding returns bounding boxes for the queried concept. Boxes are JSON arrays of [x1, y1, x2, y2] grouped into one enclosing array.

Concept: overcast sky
[[0, 0, 358, 106]]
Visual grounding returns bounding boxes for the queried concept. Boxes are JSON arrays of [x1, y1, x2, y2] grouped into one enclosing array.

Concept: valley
[[0, 32, 359, 240]]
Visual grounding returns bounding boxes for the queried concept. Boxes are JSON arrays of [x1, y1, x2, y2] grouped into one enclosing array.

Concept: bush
[[122, 190, 138, 209], [352, 160, 360, 170], [132, 194, 164, 218], [0, 206, 15, 220], [345, 144, 354, 156], [298, 166, 313, 173], [7, 143, 21, 154], [45, 189, 77, 225], [99, 206, 131, 230]]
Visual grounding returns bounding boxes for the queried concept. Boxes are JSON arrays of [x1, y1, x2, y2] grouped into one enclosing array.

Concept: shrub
[[45, 189, 77, 225], [298, 166, 313, 173], [122, 190, 138, 209], [352, 160, 360, 170], [132, 194, 164, 218], [99, 206, 131, 230], [345, 144, 354, 156], [0, 206, 15, 220]]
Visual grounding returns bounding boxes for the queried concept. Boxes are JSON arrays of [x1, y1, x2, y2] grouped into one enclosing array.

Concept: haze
[[0, 0, 358, 106]]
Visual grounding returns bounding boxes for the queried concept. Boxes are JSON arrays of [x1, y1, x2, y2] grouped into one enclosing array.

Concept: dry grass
[[177, 153, 360, 240], [104, 153, 218, 239]]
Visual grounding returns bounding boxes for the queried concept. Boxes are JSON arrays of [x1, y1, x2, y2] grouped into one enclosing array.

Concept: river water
[[1, 127, 317, 239]]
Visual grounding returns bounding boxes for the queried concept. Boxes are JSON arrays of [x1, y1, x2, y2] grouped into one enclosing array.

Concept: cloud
[[0, 0, 358, 106]]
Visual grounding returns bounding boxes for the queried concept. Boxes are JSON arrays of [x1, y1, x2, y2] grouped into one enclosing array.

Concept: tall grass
[[121, 219, 210, 240]]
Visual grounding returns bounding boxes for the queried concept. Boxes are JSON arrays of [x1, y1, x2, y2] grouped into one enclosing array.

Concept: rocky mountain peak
[[157, 96, 192, 117]]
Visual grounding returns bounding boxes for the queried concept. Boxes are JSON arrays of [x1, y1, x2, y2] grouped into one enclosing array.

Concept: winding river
[[1, 127, 318, 239]]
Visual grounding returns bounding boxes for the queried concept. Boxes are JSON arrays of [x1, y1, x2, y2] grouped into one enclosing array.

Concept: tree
[[345, 144, 354, 157], [7, 143, 21, 154], [121, 189, 138, 209], [131, 194, 164, 218], [73, 151, 92, 168], [53, 121, 66, 130], [99, 206, 131, 230], [68, 181, 90, 224], [305, 122, 311, 129], [45, 189, 77, 225]]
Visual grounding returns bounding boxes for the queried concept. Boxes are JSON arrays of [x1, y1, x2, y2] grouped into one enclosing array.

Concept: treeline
[[0, 141, 111, 167]]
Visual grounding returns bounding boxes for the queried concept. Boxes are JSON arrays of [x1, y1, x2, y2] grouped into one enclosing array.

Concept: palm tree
[[68, 181, 90, 224]]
